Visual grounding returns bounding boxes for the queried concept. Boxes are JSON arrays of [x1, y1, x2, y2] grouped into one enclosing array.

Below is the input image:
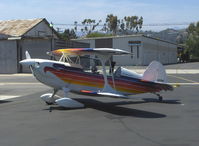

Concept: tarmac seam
[[118, 118, 162, 146]]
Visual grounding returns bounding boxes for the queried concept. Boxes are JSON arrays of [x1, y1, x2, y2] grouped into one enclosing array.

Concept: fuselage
[[20, 59, 172, 96]]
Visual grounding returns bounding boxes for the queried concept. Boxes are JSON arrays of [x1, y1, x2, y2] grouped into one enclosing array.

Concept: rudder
[[142, 61, 167, 83]]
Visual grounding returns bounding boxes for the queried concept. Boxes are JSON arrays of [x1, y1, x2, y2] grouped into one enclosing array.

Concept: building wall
[[0, 38, 93, 73], [142, 37, 177, 65], [75, 39, 95, 48], [168, 43, 177, 63], [55, 40, 90, 49], [0, 34, 9, 39], [20, 38, 52, 73], [95, 38, 112, 48], [74, 35, 177, 66], [0, 40, 18, 73], [25, 21, 58, 38], [112, 36, 143, 65]]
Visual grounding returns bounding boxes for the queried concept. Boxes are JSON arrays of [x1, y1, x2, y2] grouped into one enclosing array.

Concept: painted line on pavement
[[168, 74, 198, 83], [0, 82, 43, 86], [130, 69, 199, 74], [170, 83, 199, 85], [0, 74, 32, 77], [0, 95, 20, 100]]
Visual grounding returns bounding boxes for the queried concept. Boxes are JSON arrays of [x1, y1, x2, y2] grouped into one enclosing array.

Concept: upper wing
[[52, 48, 130, 56]]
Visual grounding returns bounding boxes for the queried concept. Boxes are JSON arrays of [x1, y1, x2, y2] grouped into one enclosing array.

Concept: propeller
[[25, 51, 31, 59], [25, 51, 34, 74]]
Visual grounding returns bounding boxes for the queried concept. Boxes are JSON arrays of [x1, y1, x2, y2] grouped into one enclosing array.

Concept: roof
[[74, 34, 143, 40], [74, 34, 177, 45], [0, 18, 44, 37]]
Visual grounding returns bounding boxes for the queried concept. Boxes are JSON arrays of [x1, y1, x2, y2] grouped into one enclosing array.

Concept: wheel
[[158, 96, 163, 102], [46, 102, 54, 105]]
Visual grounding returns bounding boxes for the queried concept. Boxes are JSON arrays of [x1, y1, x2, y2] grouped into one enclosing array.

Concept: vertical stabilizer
[[142, 61, 167, 83]]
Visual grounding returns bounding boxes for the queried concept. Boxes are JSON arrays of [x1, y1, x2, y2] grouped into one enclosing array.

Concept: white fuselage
[[21, 59, 67, 89], [20, 59, 101, 92]]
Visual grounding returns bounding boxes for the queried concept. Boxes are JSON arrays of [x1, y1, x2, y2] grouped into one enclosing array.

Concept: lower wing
[[80, 90, 127, 98]]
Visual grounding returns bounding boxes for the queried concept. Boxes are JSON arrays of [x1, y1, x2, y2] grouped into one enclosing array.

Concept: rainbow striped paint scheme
[[52, 48, 130, 56], [52, 48, 93, 56], [44, 63, 172, 95]]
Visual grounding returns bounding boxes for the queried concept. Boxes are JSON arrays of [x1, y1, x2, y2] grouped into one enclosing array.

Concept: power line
[[53, 22, 192, 27], [143, 22, 191, 26]]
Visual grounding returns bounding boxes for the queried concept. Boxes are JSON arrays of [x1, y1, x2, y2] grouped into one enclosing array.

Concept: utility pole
[[50, 22, 54, 60]]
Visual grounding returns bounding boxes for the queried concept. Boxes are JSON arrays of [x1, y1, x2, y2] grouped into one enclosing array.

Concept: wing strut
[[98, 55, 116, 93]]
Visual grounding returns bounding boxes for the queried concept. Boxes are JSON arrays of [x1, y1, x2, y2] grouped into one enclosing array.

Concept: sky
[[0, 0, 199, 31]]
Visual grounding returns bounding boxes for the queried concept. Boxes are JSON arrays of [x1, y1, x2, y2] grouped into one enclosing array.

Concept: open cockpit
[[52, 51, 141, 81], [58, 53, 83, 69]]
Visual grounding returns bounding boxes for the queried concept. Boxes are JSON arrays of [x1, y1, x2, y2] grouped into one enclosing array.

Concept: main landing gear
[[40, 88, 84, 108], [40, 89, 58, 105]]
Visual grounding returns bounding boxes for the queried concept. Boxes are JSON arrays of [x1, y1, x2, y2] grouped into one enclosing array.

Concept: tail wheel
[[155, 93, 163, 102], [46, 102, 54, 105], [158, 96, 163, 102]]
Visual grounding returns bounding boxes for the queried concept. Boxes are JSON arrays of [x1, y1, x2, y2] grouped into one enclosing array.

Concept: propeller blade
[[25, 51, 31, 59], [29, 65, 34, 74]]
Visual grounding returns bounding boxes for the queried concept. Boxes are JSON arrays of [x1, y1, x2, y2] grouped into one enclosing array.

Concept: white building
[[74, 35, 177, 66]]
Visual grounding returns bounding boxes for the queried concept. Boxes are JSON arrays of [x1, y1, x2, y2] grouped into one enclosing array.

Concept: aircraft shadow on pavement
[[142, 98, 181, 104], [48, 98, 166, 119], [0, 100, 12, 104]]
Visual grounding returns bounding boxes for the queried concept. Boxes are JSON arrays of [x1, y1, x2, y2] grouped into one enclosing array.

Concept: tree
[[74, 21, 78, 33], [186, 22, 199, 58], [101, 23, 108, 33], [124, 16, 143, 33], [106, 14, 119, 35], [119, 19, 125, 33], [86, 32, 113, 38], [58, 29, 77, 40], [81, 19, 101, 35]]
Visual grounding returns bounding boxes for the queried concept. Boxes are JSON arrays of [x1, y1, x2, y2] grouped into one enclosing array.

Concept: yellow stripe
[[170, 83, 199, 85], [61, 78, 103, 88], [61, 77, 146, 94], [168, 74, 198, 83]]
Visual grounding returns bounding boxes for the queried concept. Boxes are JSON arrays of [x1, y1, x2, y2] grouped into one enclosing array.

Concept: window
[[137, 46, 139, 58], [128, 40, 141, 59], [130, 46, 133, 59], [37, 31, 46, 37]]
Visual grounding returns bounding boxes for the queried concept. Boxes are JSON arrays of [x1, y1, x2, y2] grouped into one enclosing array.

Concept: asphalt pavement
[[0, 65, 199, 146]]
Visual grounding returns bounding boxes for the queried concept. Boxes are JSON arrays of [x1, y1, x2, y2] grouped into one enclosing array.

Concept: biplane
[[20, 48, 173, 108]]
